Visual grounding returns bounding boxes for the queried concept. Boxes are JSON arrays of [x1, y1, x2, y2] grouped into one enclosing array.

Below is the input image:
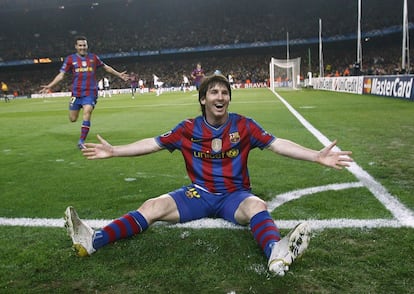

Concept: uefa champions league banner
[[312, 75, 414, 101], [312, 76, 364, 94], [363, 75, 414, 101]]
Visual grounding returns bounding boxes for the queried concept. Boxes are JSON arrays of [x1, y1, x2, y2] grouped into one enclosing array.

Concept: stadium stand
[[0, 0, 412, 95]]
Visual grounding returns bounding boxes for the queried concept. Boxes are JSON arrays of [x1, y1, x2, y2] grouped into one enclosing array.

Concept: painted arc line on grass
[[267, 182, 365, 211], [0, 181, 402, 229], [0, 182, 397, 229], [271, 89, 414, 228], [0, 182, 405, 229]]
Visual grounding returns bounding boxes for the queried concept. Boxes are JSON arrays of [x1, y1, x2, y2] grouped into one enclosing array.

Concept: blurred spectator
[[1, 81, 9, 102], [0, 0, 410, 61], [0, 0, 411, 94]]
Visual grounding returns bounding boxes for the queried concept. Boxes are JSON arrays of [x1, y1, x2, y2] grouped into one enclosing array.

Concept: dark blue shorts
[[69, 96, 97, 111], [169, 184, 253, 225]]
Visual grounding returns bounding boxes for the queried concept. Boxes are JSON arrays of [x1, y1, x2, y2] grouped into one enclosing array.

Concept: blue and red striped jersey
[[60, 53, 104, 98], [191, 68, 204, 84], [156, 113, 275, 194]]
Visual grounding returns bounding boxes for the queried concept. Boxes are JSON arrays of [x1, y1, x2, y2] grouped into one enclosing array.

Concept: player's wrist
[[108, 146, 115, 157]]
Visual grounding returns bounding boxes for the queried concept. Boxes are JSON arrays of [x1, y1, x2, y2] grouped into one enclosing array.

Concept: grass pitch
[[0, 88, 413, 293]]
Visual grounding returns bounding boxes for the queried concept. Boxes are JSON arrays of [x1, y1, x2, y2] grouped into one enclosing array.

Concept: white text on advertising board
[[371, 77, 413, 99]]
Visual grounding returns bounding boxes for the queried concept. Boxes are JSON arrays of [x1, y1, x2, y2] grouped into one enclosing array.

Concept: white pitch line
[[1, 90, 413, 230], [0, 181, 402, 230], [347, 162, 414, 227], [274, 218, 402, 230], [169, 216, 402, 230], [0, 215, 402, 230], [267, 182, 365, 211], [0, 180, 406, 230], [272, 89, 414, 228]]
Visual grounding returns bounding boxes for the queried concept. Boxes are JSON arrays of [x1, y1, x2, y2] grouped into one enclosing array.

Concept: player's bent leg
[[81, 105, 94, 121], [78, 120, 91, 149], [77, 105, 94, 148], [268, 222, 311, 276], [138, 194, 180, 225], [236, 196, 311, 277], [234, 195, 268, 225], [69, 110, 80, 122]]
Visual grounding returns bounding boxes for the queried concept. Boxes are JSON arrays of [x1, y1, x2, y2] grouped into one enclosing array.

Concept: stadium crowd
[[0, 0, 411, 96], [0, 0, 408, 61]]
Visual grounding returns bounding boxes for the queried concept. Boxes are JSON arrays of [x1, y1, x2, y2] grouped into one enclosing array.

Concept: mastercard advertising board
[[363, 76, 414, 100]]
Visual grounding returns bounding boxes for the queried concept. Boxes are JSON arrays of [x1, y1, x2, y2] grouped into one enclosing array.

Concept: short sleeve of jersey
[[60, 55, 72, 73], [155, 120, 190, 152], [245, 117, 276, 149], [94, 54, 105, 68]]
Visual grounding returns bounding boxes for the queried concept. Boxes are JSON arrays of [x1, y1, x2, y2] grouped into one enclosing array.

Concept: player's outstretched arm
[[268, 138, 353, 170], [39, 72, 65, 94], [103, 64, 130, 81], [82, 134, 162, 160]]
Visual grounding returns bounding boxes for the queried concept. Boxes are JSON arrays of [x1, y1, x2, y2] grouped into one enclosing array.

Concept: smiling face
[[200, 81, 231, 126], [75, 39, 88, 57]]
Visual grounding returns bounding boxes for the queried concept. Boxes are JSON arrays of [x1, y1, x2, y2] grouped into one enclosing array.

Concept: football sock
[[79, 120, 90, 142], [250, 211, 281, 258], [93, 210, 149, 250]]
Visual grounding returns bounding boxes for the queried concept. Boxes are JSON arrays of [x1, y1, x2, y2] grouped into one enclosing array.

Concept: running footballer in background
[[40, 35, 129, 149], [191, 62, 205, 90]]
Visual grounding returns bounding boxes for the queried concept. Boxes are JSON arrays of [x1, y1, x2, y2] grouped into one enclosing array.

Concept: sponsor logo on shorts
[[185, 187, 200, 199]]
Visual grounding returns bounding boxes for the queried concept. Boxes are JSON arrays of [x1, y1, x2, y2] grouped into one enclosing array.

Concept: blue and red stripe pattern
[[250, 211, 281, 258], [92, 211, 148, 250], [156, 113, 276, 194], [60, 53, 104, 98]]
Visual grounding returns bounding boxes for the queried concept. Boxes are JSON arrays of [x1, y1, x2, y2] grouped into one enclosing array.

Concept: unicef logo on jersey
[[226, 149, 239, 158], [193, 148, 239, 159]]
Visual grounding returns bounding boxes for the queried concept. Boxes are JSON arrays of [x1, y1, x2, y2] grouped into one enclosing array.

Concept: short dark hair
[[75, 35, 87, 43], [198, 74, 231, 116]]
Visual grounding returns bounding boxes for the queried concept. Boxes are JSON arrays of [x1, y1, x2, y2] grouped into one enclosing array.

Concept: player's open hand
[[82, 134, 114, 159], [39, 85, 50, 94], [119, 71, 130, 82], [317, 140, 353, 169]]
